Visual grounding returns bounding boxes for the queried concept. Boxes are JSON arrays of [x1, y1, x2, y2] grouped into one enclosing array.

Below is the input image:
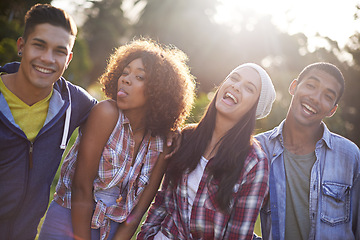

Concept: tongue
[[223, 96, 236, 105], [117, 90, 127, 98]]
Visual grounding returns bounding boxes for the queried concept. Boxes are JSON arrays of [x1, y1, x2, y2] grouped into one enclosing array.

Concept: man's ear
[[289, 79, 298, 96], [327, 104, 338, 118], [65, 52, 73, 69], [17, 37, 25, 53]]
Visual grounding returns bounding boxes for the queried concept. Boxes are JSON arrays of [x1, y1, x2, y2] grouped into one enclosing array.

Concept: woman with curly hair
[[137, 63, 276, 240], [38, 38, 195, 240]]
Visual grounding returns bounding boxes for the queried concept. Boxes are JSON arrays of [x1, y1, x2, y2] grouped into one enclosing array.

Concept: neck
[[283, 115, 323, 155], [3, 72, 52, 106], [203, 113, 236, 159], [124, 110, 146, 134]]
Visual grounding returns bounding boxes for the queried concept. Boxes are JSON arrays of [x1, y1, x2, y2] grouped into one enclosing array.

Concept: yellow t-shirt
[[0, 76, 52, 142]]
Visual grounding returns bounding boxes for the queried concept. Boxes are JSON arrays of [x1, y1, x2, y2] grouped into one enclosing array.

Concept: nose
[[122, 75, 131, 85], [231, 82, 241, 93], [40, 49, 55, 63], [309, 90, 321, 104]]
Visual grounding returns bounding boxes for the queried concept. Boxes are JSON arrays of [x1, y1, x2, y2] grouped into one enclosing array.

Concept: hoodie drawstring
[[60, 94, 71, 149]]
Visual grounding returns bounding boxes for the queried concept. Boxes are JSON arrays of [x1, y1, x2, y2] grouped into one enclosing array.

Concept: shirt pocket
[[321, 181, 351, 226]]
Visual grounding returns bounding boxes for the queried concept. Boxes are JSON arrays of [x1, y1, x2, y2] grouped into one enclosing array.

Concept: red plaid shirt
[[137, 141, 269, 240], [54, 111, 163, 240]]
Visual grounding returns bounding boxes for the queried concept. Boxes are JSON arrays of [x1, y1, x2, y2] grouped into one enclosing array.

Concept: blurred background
[[1, 0, 359, 145], [1, 0, 360, 237]]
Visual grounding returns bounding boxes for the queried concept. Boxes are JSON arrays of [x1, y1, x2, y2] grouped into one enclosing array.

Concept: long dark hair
[[167, 88, 258, 212]]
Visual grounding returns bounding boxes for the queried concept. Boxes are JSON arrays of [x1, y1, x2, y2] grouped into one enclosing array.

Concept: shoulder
[[55, 77, 97, 105], [255, 124, 280, 144], [0, 61, 20, 74], [80, 100, 120, 139], [90, 99, 118, 119], [86, 100, 119, 129], [327, 131, 360, 159], [254, 127, 279, 158], [248, 142, 269, 170]]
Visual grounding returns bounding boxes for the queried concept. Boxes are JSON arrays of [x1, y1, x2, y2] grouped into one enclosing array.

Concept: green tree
[[0, 0, 50, 22], [342, 8, 360, 146], [81, 0, 128, 86], [0, 0, 51, 66]]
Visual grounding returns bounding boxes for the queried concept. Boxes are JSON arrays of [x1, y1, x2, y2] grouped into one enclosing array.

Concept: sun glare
[[216, 0, 360, 48]]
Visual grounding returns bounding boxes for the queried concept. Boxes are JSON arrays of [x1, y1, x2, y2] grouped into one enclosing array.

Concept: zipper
[[29, 142, 33, 169]]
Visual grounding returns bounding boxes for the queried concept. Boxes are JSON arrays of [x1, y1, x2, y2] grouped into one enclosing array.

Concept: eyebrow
[[32, 38, 69, 52], [124, 65, 145, 72], [307, 76, 337, 97], [231, 72, 258, 90]]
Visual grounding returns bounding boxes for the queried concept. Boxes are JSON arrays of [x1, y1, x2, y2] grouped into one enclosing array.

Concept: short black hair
[[23, 4, 77, 43]]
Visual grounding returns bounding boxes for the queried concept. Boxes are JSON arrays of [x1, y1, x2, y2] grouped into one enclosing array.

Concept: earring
[[18, 51, 22, 56]]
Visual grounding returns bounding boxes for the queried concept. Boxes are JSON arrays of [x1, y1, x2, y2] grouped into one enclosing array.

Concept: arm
[[353, 174, 360, 239], [71, 100, 119, 240], [136, 175, 170, 240], [224, 155, 269, 239], [113, 144, 170, 240]]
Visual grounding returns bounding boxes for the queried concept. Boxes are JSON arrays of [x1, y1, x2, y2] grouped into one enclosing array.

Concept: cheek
[[117, 78, 122, 90]]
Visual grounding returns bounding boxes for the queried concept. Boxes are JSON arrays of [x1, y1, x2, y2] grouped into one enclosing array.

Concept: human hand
[[165, 129, 181, 159]]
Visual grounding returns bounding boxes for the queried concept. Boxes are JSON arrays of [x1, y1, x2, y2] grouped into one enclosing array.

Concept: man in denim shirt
[[256, 62, 360, 240]]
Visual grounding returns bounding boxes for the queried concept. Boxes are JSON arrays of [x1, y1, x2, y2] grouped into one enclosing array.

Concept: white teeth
[[303, 103, 317, 114], [35, 66, 52, 74], [225, 92, 238, 104]]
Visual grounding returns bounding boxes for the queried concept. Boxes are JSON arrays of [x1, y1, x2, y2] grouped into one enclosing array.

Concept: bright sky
[[53, 0, 360, 49], [216, 0, 360, 49]]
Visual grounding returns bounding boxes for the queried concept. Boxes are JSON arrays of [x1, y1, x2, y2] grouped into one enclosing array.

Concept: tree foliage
[[0, 0, 359, 146], [81, 0, 128, 86]]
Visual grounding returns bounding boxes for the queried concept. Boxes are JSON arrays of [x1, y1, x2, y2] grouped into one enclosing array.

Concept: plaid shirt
[[137, 141, 269, 240], [54, 110, 163, 240]]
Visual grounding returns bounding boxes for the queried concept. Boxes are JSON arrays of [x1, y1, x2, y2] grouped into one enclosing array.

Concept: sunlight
[[216, 0, 360, 48]]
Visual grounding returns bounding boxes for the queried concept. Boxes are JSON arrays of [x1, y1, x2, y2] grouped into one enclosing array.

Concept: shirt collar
[[119, 110, 163, 153], [319, 121, 332, 149], [268, 119, 332, 150]]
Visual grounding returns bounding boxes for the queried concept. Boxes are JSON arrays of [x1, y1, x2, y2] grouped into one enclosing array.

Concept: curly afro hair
[[99, 38, 196, 137]]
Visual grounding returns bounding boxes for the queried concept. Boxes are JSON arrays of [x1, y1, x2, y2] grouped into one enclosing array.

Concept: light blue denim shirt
[[255, 120, 360, 240]]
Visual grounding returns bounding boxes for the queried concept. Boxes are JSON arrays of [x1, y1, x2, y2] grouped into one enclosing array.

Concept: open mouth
[[302, 103, 317, 114], [223, 92, 238, 104], [34, 65, 54, 74]]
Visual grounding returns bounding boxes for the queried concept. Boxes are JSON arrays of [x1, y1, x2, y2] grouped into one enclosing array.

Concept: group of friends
[[0, 3, 359, 240]]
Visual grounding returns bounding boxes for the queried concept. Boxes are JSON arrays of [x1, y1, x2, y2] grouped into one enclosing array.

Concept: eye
[[136, 75, 145, 81], [56, 50, 68, 56], [230, 76, 240, 82], [306, 83, 315, 89], [121, 71, 129, 76], [33, 43, 44, 48], [325, 94, 334, 102], [246, 85, 255, 93]]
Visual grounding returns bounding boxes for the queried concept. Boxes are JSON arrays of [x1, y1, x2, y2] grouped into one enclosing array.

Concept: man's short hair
[[23, 4, 77, 42]]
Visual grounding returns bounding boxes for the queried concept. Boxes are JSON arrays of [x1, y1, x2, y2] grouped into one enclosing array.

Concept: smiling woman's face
[[215, 66, 261, 122]]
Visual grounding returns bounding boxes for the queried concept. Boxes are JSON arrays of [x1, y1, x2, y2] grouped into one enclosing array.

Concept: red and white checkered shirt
[[54, 110, 163, 240], [137, 141, 269, 240]]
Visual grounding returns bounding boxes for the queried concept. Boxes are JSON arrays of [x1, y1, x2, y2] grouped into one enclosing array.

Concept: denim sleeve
[[352, 173, 360, 239]]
